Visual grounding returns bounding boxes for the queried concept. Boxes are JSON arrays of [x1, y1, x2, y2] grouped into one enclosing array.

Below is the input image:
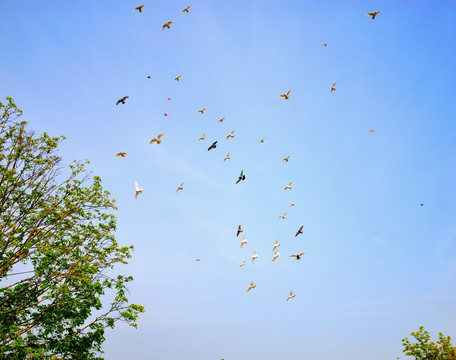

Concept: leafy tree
[[0, 97, 145, 359], [401, 326, 456, 360]]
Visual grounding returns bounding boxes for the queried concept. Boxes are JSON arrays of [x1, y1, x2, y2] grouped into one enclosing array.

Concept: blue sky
[[1, 0, 456, 359]]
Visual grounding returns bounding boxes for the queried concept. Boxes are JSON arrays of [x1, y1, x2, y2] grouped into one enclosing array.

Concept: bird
[[277, 89, 292, 100], [198, 133, 206, 141], [295, 225, 304, 237], [420, 204, 424, 206], [279, 212, 287, 219], [115, 152, 128, 157], [246, 281, 256, 292], [174, 75, 182, 82], [289, 200, 295, 208], [135, 182, 143, 199], [330, 82, 337, 94], [240, 235, 248, 249], [162, 21, 174, 30], [282, 155, 291, 162], [176, 183, 184, 193], [366, 11, 381, 19], [134, 5, 146, 12], [182, 6, 191, 13], [226, 131, 235, 139], [272, 239, 281, 252], [197, 107, 207, 114], [116, 96, 129, 105], [237, 225, 243, 237], [251, 250, 258, 264], [239, 260, 246, 268], [207, 141, 217, 151], [259, 137, 266, 144], [218, 117, 226, 123], [147, 76, 151, 78], [236, 170, 245, 184], [287, 290, 296, 302], [290, 252, 306, 260], [149, 134, 165, 145], [271, 250, 280, 263], [224, 153, 230, 162], [284, 182, 293, 191]]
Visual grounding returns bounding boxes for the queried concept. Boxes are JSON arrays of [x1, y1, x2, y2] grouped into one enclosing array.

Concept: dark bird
[[147, 76, 151, 78], [134, 5, 146, 12], [289, 252, 306, 260], [208, 141, 217, 151], [116, 96, 129, 105], [162, 21, 174, 30], [366, 11, 381, 19], [420, 204, 424, 206], [182, 6, 191, 13], [236, 170, 245, 184], [295, 225, 304, 237], [237, 225, 243, 237]]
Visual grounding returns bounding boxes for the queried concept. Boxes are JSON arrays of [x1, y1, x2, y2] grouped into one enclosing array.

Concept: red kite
[[164, 113, 168, 117], [324, 44, 327, 46], [167, 98, 171, 102], [369, 129, 374, 133]]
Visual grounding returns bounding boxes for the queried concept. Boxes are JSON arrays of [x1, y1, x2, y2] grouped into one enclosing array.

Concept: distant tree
[[0, 97, 145, 359], [401, 326, 456, 360]]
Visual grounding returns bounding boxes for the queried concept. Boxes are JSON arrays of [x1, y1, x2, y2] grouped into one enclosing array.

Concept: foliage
[[0, 97, 145, 359], [401, 326, 456, 360]]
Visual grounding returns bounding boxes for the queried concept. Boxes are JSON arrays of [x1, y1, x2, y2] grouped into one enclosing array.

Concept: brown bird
[[237, 225, 243, 237], [330, 82, 337, 94], [259, 137, 266, 144], [289, 252, 306, 260], [282, 155, 291, 162], [246, 281, 256, 292], [149, 134, 165, 145], [224, 153, 231, 162], [197, 107, 207, 114], [287, 290, 296, 302], [176, 183, 184, 193], [366, 11, 381, 19], [116, 96, 129, 105], [218, 117, 226, 123], [236, 170, 245, 184], [226, 130, 235, 139], [115, 152, 128, 157], [277, 89, 292, 100], [295, 225, 304, 237], [207, 141, 217, 151], [134, 5, 146, 12], [174, 75, 182, 82], [182, 6, 191, 13], [162, 21, 174, 30]]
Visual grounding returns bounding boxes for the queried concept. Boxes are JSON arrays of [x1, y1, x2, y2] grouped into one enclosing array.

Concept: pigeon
[[251, 250, 258, 264], [282, 155, 291, 162], [290, 252, 306, 260], [246, 281, 256, 293], [271, 250, 280, 263], [287, 290, 296, 302], [277, 89, 292, 100], [182, 6, 191, 13], [198, 133, 206, 141], [135, 182, 143, 199], [240, 234, 248, 249], [237, 225, 243, 237], [116, 96, 129, 105], [366, 11, 381, 19], [330, 82, 337, 94], [289, 200, 295, 208], [176, 183, 184, 193], [239, 260, 246, 268], [134, 5, 146, 12], [279, 212, 287, 219], [236, 170, 245, 184], [259, 137, 266, 143], [115, 152, 128, 157], [149, 134, 165, 145], [208, 141, 217, 151], [224, 153, 231, 162], [162, 21, 174, 30], [174, 75, 182, 82], [272, 239, 281, 252], [197, 107, 207, 114], [218, 117, 226, 123], [226, 131, 235, 139], [284, 182, 293, 191], [295, 225, 304, 237]]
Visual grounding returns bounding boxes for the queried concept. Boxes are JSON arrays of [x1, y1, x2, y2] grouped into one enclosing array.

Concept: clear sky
[[1, 0, 456, 359]]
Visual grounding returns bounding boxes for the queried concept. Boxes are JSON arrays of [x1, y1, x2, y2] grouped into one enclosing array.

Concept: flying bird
[[236, 170, 245, 184], [420, 204, 424, 206], [284, 182, 293, 191], [226, 131, 235, 139], [135, 182, 143, 199], [149, 134, 165, 144], [208, 141, 217, 151], [277, 89, 292, 100], [279, 212, 287, 219], [240, 235, 248, 249], [366, 11, 381, 19], [330, 82, 337, 94], [272, 239, 281, 252], [176, 183, 184, 193], [174, 75, 182, 82], [218, 117, 226, 123], [287, 290, 296, 302], [134, 5, 146, 12], [259, 137, 266, 144], [224, 153, 230, 162], [147, 76, 151, 78], [115, 152, 128, 157], [271, 250, 280, 263], [295, 225, 304, 237], [282, 155, 291, 162], [182, 6, 191, 13], [290, 252, 306, 260], [251, 250, 258, 264], [162, 21, 174, 30], [246, 281, 256, 293], [239, 260, 246, 268], [289, 200, 295, 208], [197, 107, 207, 114], [198, 133, 206, 141], [116, 96, 129, 105], [237, 225, 243, 237]]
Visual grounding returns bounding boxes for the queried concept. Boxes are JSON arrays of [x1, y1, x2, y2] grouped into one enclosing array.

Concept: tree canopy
[[0, 97, 144, 359], [402, 326, 456, 360]]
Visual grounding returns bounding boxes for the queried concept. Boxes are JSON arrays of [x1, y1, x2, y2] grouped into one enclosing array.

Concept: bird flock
[[115, 5, 382, 302]]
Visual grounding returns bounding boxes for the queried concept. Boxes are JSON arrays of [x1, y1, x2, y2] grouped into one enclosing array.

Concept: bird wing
[[290, 290, 294, 296], [286, 89, 292, 95], [240, 170, 243, 177], [289, 255, 297, 258], [298, 253, 306, 257], [135, 182, 140, 191], [277, 94, 285, 98], [157, 134, 165, 139]]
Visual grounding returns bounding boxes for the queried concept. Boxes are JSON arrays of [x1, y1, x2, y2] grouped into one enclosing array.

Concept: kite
[[164, 113, 168, 117], [324, 44, 327, 46], [196, 259, 200, 261], [167, 98, 171, 102], [369, 129, 374, 133]]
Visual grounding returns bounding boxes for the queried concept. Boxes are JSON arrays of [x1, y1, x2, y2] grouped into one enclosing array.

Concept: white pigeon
[[284, 182, 293, 191], [176, 183, 184, 193], [251, 250, 258, 264], [289, 200, 295, 208], [239, 260, 246, 268], [224, 153, 231, 162], [135, 182, 143, 199], [277, 89, 292, 100], [272, 239, 281, 252], [271, 250, 280, 263], [287, 290, 296, 302], [198, 133, 206, 141], [246, 281, 256, 293], [226, 131, 235, 139], [279, 212, 287, 219], [240, 234, 248, 249]]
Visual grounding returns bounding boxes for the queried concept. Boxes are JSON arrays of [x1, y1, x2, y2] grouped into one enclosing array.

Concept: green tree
[[0, 97, 145, 359], [402, 326, 456, 360]]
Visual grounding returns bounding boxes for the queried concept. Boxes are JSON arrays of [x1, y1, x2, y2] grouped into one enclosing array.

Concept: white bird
[[330, 82, 337, 94], [366, 11, 381, 19], [259, 137, 266, 144], [149, 133, 165, 144], [277, 89, 292, 100], [224, 153, 231, 162], [282, 155, 291, 162], [287, 290, 296, 302], [198, 133, 206, 141], [279, 212, 287, 219], [197, 107, 207, 114], [218, 117, 226, 123], [271, 250, 280, 263], [246, 281, 256, 293], [289, 200, 295, 208], [176, 183, 184, 193], [226, 131, 235, 139], [239, 260, 246, 268], [135, 182, 143, 199], [251, 250, 258, 264], [272, 239, 281, 252], [240, 234, 248, 249], [284, 182, 293, 191]]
